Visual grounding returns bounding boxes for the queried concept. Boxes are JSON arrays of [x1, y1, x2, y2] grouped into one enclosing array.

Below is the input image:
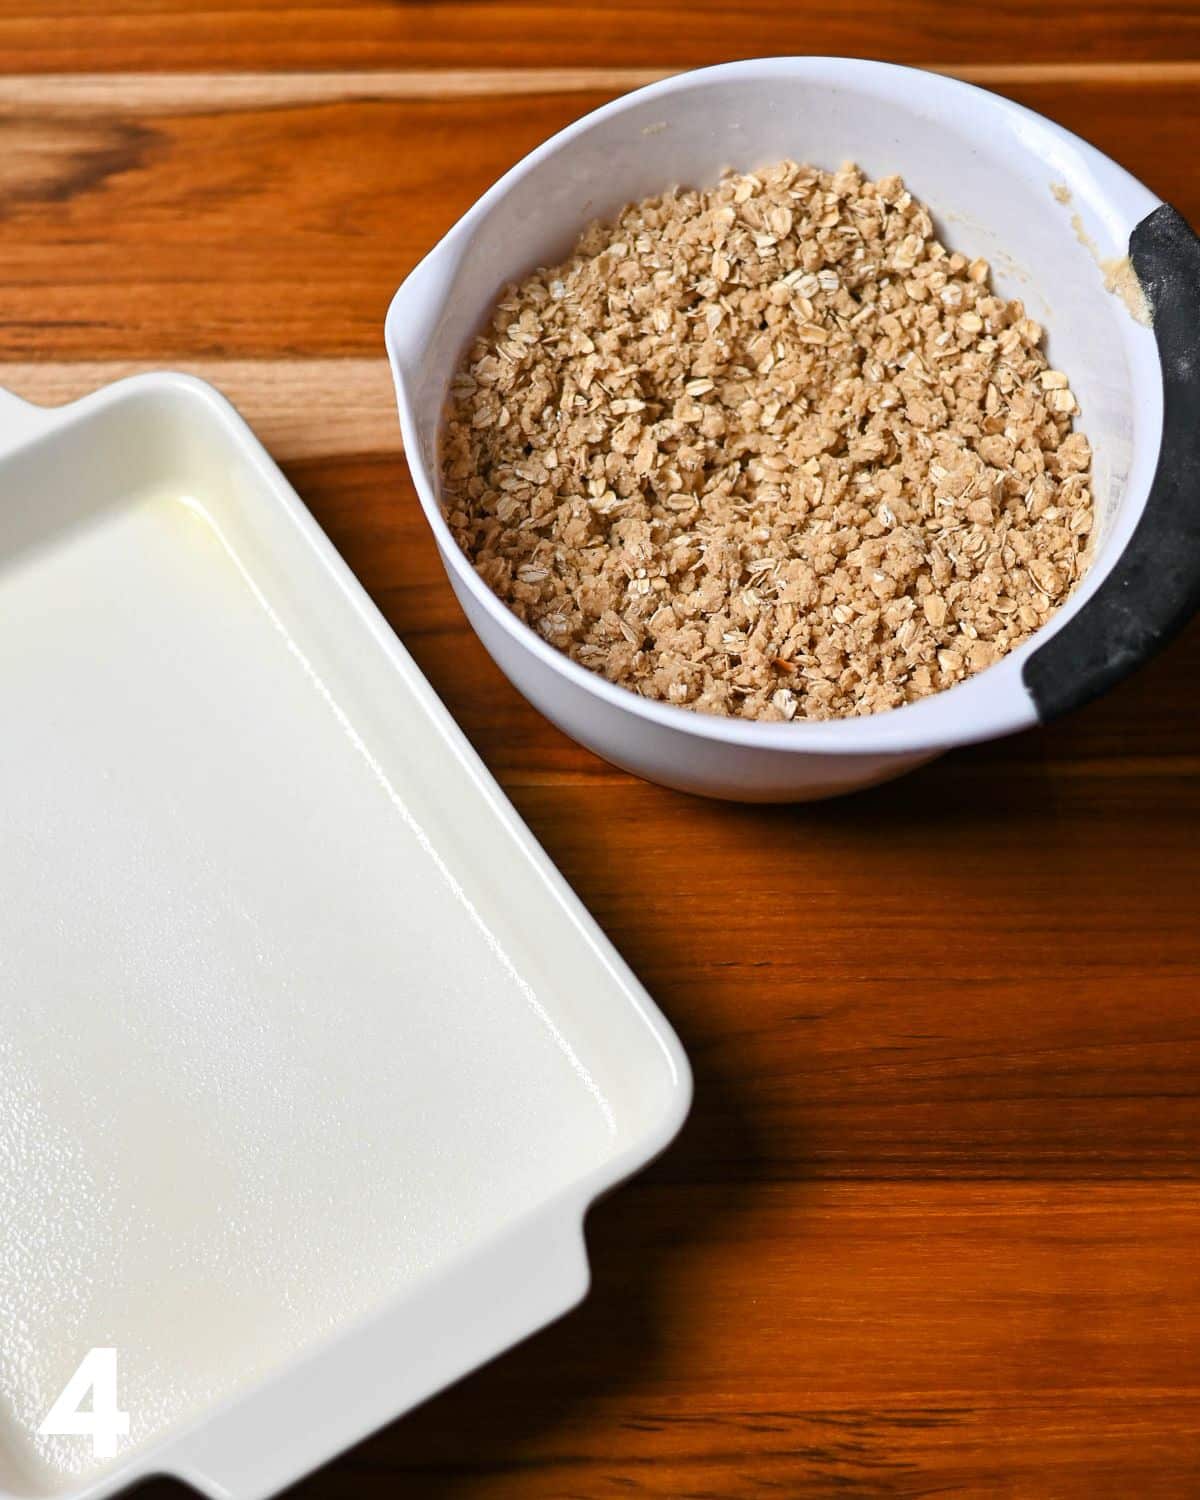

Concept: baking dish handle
[[0, 386, 53, 455], [1023, 202, 1200, 720], [164, 1200, 591, 1500]]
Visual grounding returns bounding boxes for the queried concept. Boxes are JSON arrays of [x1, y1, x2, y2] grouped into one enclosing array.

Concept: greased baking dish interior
[[0, 374, 690, 1500]]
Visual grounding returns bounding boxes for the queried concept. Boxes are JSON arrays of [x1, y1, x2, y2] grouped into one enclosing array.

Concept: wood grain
[[0, 77, 1197, 360], [3, 64, 1200, 115], [310, 1183, 1200, 1499], [0, 358, 397, 457], [2, 10, 1199, 1495], [4, 2, 1200, 71]]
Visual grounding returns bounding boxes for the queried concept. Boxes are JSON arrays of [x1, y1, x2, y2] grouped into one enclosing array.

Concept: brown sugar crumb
[[441, 161, 1096, 721]]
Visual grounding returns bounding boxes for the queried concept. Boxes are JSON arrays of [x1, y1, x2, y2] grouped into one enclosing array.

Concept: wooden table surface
[[6, 5, 1199, 1496]]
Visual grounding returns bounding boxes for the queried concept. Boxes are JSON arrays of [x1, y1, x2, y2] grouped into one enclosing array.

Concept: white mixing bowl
[[386, 57, 1200, 801]]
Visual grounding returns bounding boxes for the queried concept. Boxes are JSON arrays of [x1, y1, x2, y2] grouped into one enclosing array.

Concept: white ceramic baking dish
[[386, 57, 1200, 801], [0, 374, 690, 1500]]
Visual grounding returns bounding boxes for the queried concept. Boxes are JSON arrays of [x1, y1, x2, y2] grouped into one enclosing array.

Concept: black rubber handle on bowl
[[1023, 202, 1200, 722]]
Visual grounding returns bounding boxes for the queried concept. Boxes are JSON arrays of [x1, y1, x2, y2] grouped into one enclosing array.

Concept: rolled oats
[[441, 162, 1095, 721]]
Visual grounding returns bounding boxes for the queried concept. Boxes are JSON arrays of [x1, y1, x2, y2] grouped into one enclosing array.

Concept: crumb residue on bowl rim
[[1052, 182, 1152, 327]]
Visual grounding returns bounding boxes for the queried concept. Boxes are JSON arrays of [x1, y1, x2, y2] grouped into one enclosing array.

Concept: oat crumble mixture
[[441, 161, 1095, 721]]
